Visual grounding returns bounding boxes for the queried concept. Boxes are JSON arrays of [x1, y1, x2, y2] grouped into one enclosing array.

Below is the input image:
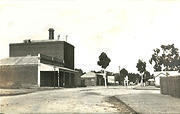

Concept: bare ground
[[0, 86, 136, 113]]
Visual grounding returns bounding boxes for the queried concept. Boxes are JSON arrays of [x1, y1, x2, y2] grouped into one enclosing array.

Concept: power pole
[[118, 66, 121, 85], [53, 57, 55, 88]]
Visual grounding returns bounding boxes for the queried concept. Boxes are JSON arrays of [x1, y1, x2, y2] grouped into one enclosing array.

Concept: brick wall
[[64, 42, 74, 69], [0, 65, 38, 88], [10, 41, 74, 69], [10, 41, 64, 59]]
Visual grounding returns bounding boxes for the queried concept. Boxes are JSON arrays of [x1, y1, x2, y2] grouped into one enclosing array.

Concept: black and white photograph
[[0, 0, 180, 113]]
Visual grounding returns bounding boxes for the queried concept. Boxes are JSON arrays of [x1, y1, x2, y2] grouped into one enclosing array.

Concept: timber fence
[[160, 76, 180, 98]]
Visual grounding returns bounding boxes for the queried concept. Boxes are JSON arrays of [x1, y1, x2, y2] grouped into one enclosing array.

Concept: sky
[[0, 0, 180, 73]]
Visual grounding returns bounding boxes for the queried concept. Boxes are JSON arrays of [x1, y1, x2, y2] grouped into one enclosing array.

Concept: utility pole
[[104, 69, 107, 87], [118, 66, 121, 85], [53, 57, 55, 88]]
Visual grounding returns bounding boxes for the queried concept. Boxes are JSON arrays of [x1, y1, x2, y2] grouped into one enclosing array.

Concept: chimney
[[48, 28, 54, 40]]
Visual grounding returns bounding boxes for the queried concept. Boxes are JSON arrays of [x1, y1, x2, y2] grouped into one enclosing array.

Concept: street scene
[[1, 0, 180, 113]]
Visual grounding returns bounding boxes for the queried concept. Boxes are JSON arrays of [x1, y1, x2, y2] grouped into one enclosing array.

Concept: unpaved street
[[0, 86, 158, 113]]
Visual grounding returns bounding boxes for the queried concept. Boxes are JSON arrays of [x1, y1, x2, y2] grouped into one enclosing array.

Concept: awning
[[58, 66, 78, 73]]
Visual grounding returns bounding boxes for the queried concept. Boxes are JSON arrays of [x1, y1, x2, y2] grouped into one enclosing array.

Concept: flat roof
[[9, 40, 74, 48]]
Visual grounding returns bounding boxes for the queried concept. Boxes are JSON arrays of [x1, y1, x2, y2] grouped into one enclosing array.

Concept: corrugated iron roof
[[154, 71, 180, 77], [0, 56, 77, 73], [81, 72, 97, 78], [0, 56, 38, 65]]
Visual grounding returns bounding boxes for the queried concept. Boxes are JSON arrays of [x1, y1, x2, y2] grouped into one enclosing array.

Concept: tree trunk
[[103, 69, 107, 87], [141, 74, 143, 86]]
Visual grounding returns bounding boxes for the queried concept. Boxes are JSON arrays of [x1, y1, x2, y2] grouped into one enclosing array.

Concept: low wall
[[160, 76, 180, 98], [0, 65, 38, 88]]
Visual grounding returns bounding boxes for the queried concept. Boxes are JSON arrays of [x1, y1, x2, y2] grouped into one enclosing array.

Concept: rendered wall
[[0, 65, 38, 88]]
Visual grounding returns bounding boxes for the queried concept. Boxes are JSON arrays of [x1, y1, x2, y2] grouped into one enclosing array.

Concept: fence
[[160, 76, 180, 98]]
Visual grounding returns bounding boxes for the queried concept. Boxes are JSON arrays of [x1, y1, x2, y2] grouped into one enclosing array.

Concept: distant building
[[107, 75, 116, 85], [154, 71, 180, 87], [81, 71, 117, 86], [81, 72, 104, 86], [0, 28, 78, 88]]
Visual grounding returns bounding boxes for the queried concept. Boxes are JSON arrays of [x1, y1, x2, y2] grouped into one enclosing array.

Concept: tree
[[136, 59, 146, 86], [128, 73, 141, 84], [97, 52, 111, 86], [136, 59, 146, 74], [97, 52, 111, 69], [143, 71, 151, 82], [116, 68, 128, 85], [115, 73, 120, 84], [149, 44, 180, 72], [149, 48, 163, 71], [120, 68, 128, 80]]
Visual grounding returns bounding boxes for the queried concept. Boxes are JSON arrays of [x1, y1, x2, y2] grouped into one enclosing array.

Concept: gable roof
[[81, 72, 97, 78], [154, 71, 180, 77]]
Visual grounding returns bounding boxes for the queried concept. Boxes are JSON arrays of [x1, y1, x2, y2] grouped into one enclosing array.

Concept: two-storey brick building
[[0, 28, 77, 88]]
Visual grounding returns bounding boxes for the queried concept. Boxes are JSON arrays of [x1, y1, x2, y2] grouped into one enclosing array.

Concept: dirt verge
[[0, 87, 62, 96]]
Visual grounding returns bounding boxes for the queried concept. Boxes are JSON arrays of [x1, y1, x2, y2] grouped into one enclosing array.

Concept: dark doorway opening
[[40, 71, 58, 87]]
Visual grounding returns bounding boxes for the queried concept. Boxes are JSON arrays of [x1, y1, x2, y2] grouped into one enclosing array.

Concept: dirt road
[[0, 86, 136, 113]]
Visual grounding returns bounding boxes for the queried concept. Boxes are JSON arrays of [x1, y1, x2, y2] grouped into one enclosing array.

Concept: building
[[81, 72, 104, 86], [0, 28, 78, 88], [74, 69, 84, 87], [81, 71, 118, 86], [107, 75, 116, 85], [9, 28, 74, 69], [154, 71, 180, 87]]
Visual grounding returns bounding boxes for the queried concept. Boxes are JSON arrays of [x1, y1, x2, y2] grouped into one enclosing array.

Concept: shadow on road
[[105, 96, 137, 114]]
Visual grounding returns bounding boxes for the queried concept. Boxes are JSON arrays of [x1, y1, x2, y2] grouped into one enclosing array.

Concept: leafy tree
[[149, 44, 180, 71], [97, 52, 111, 69], [97, 52, 111, 86], [128, 73, 141, 84], [106, 71, 114, 76], [119, 68, 128, 85], [136, 59, 146, 73], [149, 48, 163, 71], [136, 59, 146, 85], [115, 73, 120, 84], [135, 73, 141, 84], [143, 71, 151, 82], [120, 68, 128, 79]]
